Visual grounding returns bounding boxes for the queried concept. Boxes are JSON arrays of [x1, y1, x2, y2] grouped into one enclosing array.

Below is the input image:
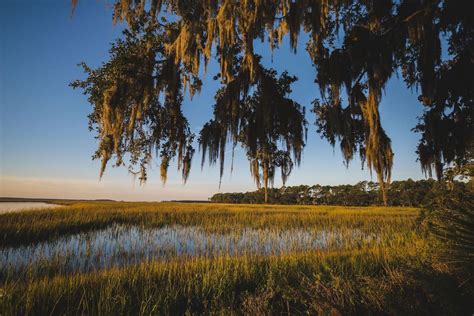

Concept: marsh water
[[0, 202, 61, 214], [0, 224, 379, 276]]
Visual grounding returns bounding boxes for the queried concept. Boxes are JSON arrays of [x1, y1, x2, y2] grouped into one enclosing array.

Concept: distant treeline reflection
[[210, 179, 468, 207]]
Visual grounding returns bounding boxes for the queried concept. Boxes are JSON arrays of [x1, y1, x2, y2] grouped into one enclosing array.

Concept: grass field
[[0, 202, 472, 315]]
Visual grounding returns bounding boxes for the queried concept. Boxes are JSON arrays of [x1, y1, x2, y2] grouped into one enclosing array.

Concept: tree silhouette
[[71, 18, 199, 184], [72, 1, 473, 205], [200, 67, 306, 203]]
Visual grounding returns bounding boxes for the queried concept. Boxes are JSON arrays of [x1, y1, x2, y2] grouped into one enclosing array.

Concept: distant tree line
[[209, 179, 470, 207]]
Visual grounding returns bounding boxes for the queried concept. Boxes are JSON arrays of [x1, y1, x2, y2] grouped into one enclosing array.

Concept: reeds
[[0, 202, 470, 315], [0, 202, 418, 247]]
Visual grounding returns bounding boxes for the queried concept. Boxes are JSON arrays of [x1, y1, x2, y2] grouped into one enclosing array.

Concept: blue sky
[[0, 0, 428, 200]]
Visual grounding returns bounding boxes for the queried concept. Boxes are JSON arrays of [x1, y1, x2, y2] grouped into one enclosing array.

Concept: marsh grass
[[1, 249, 469, 315], [0, 202, 418, 247], [0, 224, 418, 280], [0, 202, 471, 315]]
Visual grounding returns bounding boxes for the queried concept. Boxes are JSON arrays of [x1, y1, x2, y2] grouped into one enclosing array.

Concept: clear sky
[[0, 0, 430, 201]]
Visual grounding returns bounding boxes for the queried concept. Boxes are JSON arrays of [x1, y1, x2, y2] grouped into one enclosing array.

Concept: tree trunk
[[263, 161, 269, 204], [379, 178, 388, 206]]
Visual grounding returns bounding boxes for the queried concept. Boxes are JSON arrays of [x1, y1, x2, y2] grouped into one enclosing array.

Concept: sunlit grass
[[0, 202, 418, 247], [0, 202, 470, 314]]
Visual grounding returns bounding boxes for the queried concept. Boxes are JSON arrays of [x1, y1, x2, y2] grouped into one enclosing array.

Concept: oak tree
[[72, 0, 473, 204]]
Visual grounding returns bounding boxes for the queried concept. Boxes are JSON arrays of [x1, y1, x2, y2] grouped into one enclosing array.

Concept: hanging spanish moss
[[71, 16, 198, 184], [361, 86, 394, 205], [200, 66, 306, 203], [104, 0, 336, 96], [312, 17, 396, 205], [72, 0, 473, 199], [414, 50, 474, 179]]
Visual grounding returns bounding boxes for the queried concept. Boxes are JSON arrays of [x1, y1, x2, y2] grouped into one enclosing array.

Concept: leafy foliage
[[200, 67, 306, 202], [209, 178, 465, 207], [71, 18, 199, 183], [426, 185, 474, 272], [422, 163, 474, 273], [72, 1, 473, 204]]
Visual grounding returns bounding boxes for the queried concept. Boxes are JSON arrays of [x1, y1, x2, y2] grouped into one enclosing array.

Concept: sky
[[0, 0, 430, 201]]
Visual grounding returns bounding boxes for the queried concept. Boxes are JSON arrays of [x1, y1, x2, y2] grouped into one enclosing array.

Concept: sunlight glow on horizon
[[0, 176, 229, 201]]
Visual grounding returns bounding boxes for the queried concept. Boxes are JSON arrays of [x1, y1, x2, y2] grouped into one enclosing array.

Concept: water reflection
[[0, 225, 378, 275], [0, 202, 61, 214]]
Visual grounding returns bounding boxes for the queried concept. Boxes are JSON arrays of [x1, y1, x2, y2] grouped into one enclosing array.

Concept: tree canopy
[[200, 67, 307, 203], [209, 178, 470, 207], [71, 0, 473, 204]]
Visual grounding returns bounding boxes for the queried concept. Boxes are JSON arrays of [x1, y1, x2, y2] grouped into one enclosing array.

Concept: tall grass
[[0, 202, 418, 247], [1, 249, 470, 315], [0, 202, 471, 315]]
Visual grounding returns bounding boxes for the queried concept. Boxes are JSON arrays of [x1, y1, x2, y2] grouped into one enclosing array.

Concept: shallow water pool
[[0, 224, 379, 276]]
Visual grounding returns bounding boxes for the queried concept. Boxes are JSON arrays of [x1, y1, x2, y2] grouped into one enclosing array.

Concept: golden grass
[[0, 202, 418, 247], [0, 202, 470, 315]]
